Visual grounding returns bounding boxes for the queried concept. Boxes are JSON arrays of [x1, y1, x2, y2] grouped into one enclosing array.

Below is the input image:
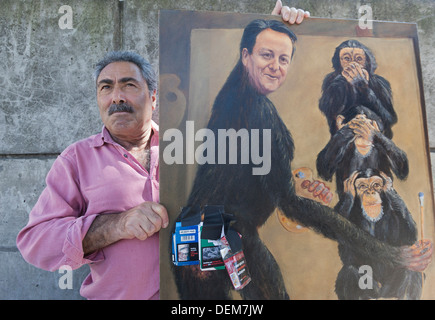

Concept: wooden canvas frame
[[159, 9, 434, 300]]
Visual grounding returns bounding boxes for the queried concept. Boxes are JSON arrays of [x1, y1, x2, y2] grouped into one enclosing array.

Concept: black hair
[[94, 51, 157, 95], [239, 19, 297, 59]]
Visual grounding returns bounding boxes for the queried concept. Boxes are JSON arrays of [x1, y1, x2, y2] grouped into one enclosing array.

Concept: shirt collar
[[91, 120, 159, 148]]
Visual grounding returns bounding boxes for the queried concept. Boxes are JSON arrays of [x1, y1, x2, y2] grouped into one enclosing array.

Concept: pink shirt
[[16, 122, 160, 300]]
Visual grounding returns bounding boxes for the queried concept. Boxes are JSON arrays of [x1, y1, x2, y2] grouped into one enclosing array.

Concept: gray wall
[[0, 0, 434, 299]]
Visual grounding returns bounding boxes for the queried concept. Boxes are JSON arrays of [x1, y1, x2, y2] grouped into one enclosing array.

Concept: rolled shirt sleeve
[[17, 154, 103, 271]]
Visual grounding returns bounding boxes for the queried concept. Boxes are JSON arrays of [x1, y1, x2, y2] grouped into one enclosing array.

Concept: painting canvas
[[158, 10, 435, 300]]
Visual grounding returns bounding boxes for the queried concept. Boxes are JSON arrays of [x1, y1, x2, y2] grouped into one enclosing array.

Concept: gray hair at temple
[[94, 51, 157, 96]]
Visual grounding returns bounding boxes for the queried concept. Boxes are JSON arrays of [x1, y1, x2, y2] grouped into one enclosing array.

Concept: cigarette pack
[[172, 221, 200, 266]]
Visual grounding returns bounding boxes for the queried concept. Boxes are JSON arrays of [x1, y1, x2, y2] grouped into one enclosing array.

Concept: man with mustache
[[16, 1, 310, 300], [17, 51, 168, 299]]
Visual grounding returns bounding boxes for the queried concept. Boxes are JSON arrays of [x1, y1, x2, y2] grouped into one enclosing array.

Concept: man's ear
[[241, 48, 249, 67], [151, 89, 157, 111]]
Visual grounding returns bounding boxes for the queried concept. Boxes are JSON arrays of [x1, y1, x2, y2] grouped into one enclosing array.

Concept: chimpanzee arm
[[373, 131, 409, 180], [267, 100, 402, 269], [278, 192, 402, 269], [385, 189, 418, 245], [316, 127, 354, 181], [319, 74, 350, 135], [334, 192, 355, 219], [357, 76, 397, 131]]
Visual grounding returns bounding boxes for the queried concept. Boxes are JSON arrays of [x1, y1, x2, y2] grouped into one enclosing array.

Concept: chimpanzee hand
[[379, 171, 393, 191], [342, 62, 369, 87], [348, 114, 380, 142], [400, 239, 433, 272], [343, 171, 359, 199]]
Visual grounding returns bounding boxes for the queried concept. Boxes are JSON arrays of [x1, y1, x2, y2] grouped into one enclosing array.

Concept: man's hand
[[301, 180, 334, 205], [271, 0, 310, 24], [293, 167, 333, 205], [83, 202, 169, 255], [118, 202, 169, 241]]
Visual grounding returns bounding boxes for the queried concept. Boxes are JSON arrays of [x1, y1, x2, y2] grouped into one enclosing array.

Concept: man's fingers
[[128, 211, 160, 240], [280, 6, 295, 23], [277, 5, 309, 24], [151, 203, 169, 228], [137, 203, 169, 237], [288, 7, 298, 24], [121, 202, 169, 241], [125, 223, 148, 241], [295, 9, 306, 24], [271, 0, 282, 15]]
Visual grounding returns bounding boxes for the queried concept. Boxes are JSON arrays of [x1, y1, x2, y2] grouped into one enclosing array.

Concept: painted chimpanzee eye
[[357, 183, 368, 191], [355, 55, 364, 62], [372, 183, 382, 191]]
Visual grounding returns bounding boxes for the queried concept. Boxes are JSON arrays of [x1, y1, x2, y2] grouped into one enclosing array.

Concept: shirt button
[[124, 154, 128, 158]]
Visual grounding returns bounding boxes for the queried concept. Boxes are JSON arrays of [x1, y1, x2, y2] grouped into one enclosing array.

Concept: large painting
[[159, 10, 434, 300]]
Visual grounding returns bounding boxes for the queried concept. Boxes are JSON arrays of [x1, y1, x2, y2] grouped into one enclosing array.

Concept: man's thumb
[[271, 0, 282, 15]]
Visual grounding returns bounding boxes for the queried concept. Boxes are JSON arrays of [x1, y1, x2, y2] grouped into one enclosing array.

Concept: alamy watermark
[[55, 263, 375, 291], [358, 4, 373, 30], [58, 5, 73, 30], [58, 265, 73, 290], [163, 121, 272, 176], [358, 265, 374, 290]]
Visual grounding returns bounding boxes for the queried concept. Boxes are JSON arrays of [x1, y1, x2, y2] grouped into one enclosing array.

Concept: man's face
[[96, 61, 156, 138], [242, 28, 293, 95], [339, 47, 366, 70]]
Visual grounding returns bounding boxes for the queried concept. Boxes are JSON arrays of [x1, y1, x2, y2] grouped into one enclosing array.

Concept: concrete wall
[[0, 0, 434, 299]]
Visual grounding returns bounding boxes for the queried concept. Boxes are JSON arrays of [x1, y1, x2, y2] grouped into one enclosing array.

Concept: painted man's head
[[240, 19, 297, 95]]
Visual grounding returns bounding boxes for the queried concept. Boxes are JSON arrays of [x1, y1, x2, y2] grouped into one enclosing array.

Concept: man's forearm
[[82, 213, 124, 256], [82, 202, 168, 256]]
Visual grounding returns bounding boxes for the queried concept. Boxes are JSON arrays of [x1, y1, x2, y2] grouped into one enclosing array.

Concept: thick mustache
[[108, 103, 134, 116]]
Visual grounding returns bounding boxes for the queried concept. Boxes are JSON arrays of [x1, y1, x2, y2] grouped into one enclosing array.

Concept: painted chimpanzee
[[316, 105, 409, 198], [334, 169, 422, 300], [319, 39, 397, 139], [172, 19, 431, 300]]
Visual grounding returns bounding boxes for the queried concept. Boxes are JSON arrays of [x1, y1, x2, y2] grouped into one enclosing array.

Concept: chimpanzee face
[[355, 175, 383, 205], [339, 47, 366, 70]]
